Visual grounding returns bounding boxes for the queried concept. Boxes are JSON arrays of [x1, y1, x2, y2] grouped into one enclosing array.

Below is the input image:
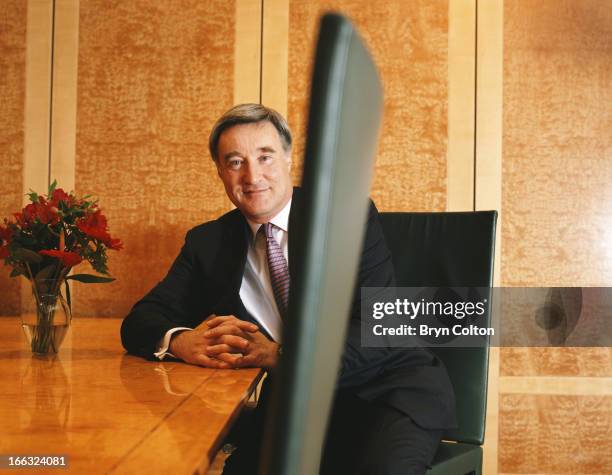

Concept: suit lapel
[[211, 210, 250, 316], [226, 214, 250, 294]]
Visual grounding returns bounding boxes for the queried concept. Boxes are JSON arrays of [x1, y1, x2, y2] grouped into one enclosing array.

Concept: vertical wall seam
[[473, 0, 478, 212], [259, 0, 289, 117], [259, 0, 264, 104], [47, 0, 56, 187], [447, 0, 477, 212], [234, 0, 263, 106], [23, 0, 54, 310], [475, 1, 503, 473]]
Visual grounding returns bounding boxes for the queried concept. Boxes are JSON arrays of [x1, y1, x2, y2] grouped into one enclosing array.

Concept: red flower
[[13, 212, 25, 227], [22, 203, 37, 223], [0, 225, 11, 259], [39, 250, 83, 267], [0, 225, 11, 244], [22, 199, 59, 225], [77, 210, 107, 238], [36, 197, 59, 225], [50, 188, 72, 206], [77, 210, 122, 250], [106, 237, 123, 250]]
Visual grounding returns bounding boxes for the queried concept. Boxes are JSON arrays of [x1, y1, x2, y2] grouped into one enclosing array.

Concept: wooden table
[[0, 317, 263, 474]]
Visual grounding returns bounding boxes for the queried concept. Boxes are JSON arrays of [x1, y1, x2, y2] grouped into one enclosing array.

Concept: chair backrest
[[378, 211, 497, 445]]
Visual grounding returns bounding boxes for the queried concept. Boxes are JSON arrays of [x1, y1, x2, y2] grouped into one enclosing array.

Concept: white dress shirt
[[154, 199, 291, 359]]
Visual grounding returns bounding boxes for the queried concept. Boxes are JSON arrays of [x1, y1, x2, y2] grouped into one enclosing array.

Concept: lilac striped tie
[[260, 223, 290, 318]]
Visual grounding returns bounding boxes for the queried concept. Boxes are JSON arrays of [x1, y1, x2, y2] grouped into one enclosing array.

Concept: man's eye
[[229, 160, 242, 169], [260, 155, 272, 162]]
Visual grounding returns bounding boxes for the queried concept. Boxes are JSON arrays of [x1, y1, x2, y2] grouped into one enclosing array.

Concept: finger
[[205, 325, 256, 339], [206, 316, 258, 333], [233, 354, 257, 368], [195, 315, 216, 330], [192, 353, 231, 369], [213, 352, 243, 365], [206, 314, 240, 325], [220, 334, 249, 348], [204, 325, 240, 338], [224, 321, 259, 333], [211, 334, 249, 349], [206, 343, 243, 355]]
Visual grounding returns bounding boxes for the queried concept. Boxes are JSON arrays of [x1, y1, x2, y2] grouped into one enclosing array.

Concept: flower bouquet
[[0, 181, 121, 353]]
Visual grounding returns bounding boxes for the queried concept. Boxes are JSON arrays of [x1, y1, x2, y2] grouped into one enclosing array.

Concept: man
[[121, 104, 455, 475]]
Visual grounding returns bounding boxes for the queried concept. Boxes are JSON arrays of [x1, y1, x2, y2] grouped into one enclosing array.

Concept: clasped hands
[[168, 315, 279, 369]]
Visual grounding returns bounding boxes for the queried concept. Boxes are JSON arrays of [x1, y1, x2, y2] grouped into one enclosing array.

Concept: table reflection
[[20, 354, 71, 439]]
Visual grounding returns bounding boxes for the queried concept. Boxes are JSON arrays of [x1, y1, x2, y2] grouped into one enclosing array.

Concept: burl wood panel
[[0, 1, 26, 315], [502, 0, 612, 286], [501, 1, 612, 376], [288, 0, 449, 211], [501, 347, 612, 378], [499, 394, 611, 474], [73, 0, 235, 317]]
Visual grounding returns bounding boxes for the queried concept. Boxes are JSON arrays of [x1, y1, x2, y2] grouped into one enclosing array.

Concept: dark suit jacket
[[121, 190, 456, 429]]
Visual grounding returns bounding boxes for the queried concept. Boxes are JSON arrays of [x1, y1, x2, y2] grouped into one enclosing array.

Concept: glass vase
[[21, 279, 72, 354]]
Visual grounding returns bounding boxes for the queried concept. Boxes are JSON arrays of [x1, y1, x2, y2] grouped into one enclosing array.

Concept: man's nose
[[244, 161, 262, 184]]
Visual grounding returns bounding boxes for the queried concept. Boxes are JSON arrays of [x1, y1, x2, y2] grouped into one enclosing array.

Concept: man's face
[[216, 121, 293, 223]]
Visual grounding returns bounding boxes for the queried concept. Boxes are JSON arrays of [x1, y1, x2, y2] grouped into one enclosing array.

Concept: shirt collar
[[245, 198, 292, 238]]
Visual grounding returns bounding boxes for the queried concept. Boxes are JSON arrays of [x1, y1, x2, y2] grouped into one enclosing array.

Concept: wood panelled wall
[[502, 0, 612, 289], [72, 0, 236, 316], [284, 0, 449, 211], [498, 1, 612, 474], [1, 1, 611, 473], [0, 1, 26, 315]]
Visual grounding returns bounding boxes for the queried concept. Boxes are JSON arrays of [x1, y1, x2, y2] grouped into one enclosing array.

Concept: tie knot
[[259, 222, 275, 240]]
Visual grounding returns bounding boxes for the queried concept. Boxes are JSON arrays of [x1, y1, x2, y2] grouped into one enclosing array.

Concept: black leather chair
[[378, 211, 497, 475]]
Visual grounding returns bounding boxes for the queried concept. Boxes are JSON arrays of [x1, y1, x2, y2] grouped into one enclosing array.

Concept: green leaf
[[27, 190, 38, 203], [13, 248, 43, 263], [48, 179, 57, 196], [9, 268, 24, 278], [66, 274, 115, 283]]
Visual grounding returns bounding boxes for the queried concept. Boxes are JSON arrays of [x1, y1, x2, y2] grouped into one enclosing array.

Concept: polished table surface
[[0, 317, 263, 474]]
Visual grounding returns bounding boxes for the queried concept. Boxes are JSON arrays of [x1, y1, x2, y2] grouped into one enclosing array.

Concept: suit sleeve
[[337, 201, 419, 389], [120, 229, 202, 358]]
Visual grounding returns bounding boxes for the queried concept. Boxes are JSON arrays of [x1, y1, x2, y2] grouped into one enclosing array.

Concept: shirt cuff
[[154, 327, 192, 360]]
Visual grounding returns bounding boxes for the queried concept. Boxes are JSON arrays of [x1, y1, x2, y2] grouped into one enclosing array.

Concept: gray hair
[[208, 103, 292, 161]]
